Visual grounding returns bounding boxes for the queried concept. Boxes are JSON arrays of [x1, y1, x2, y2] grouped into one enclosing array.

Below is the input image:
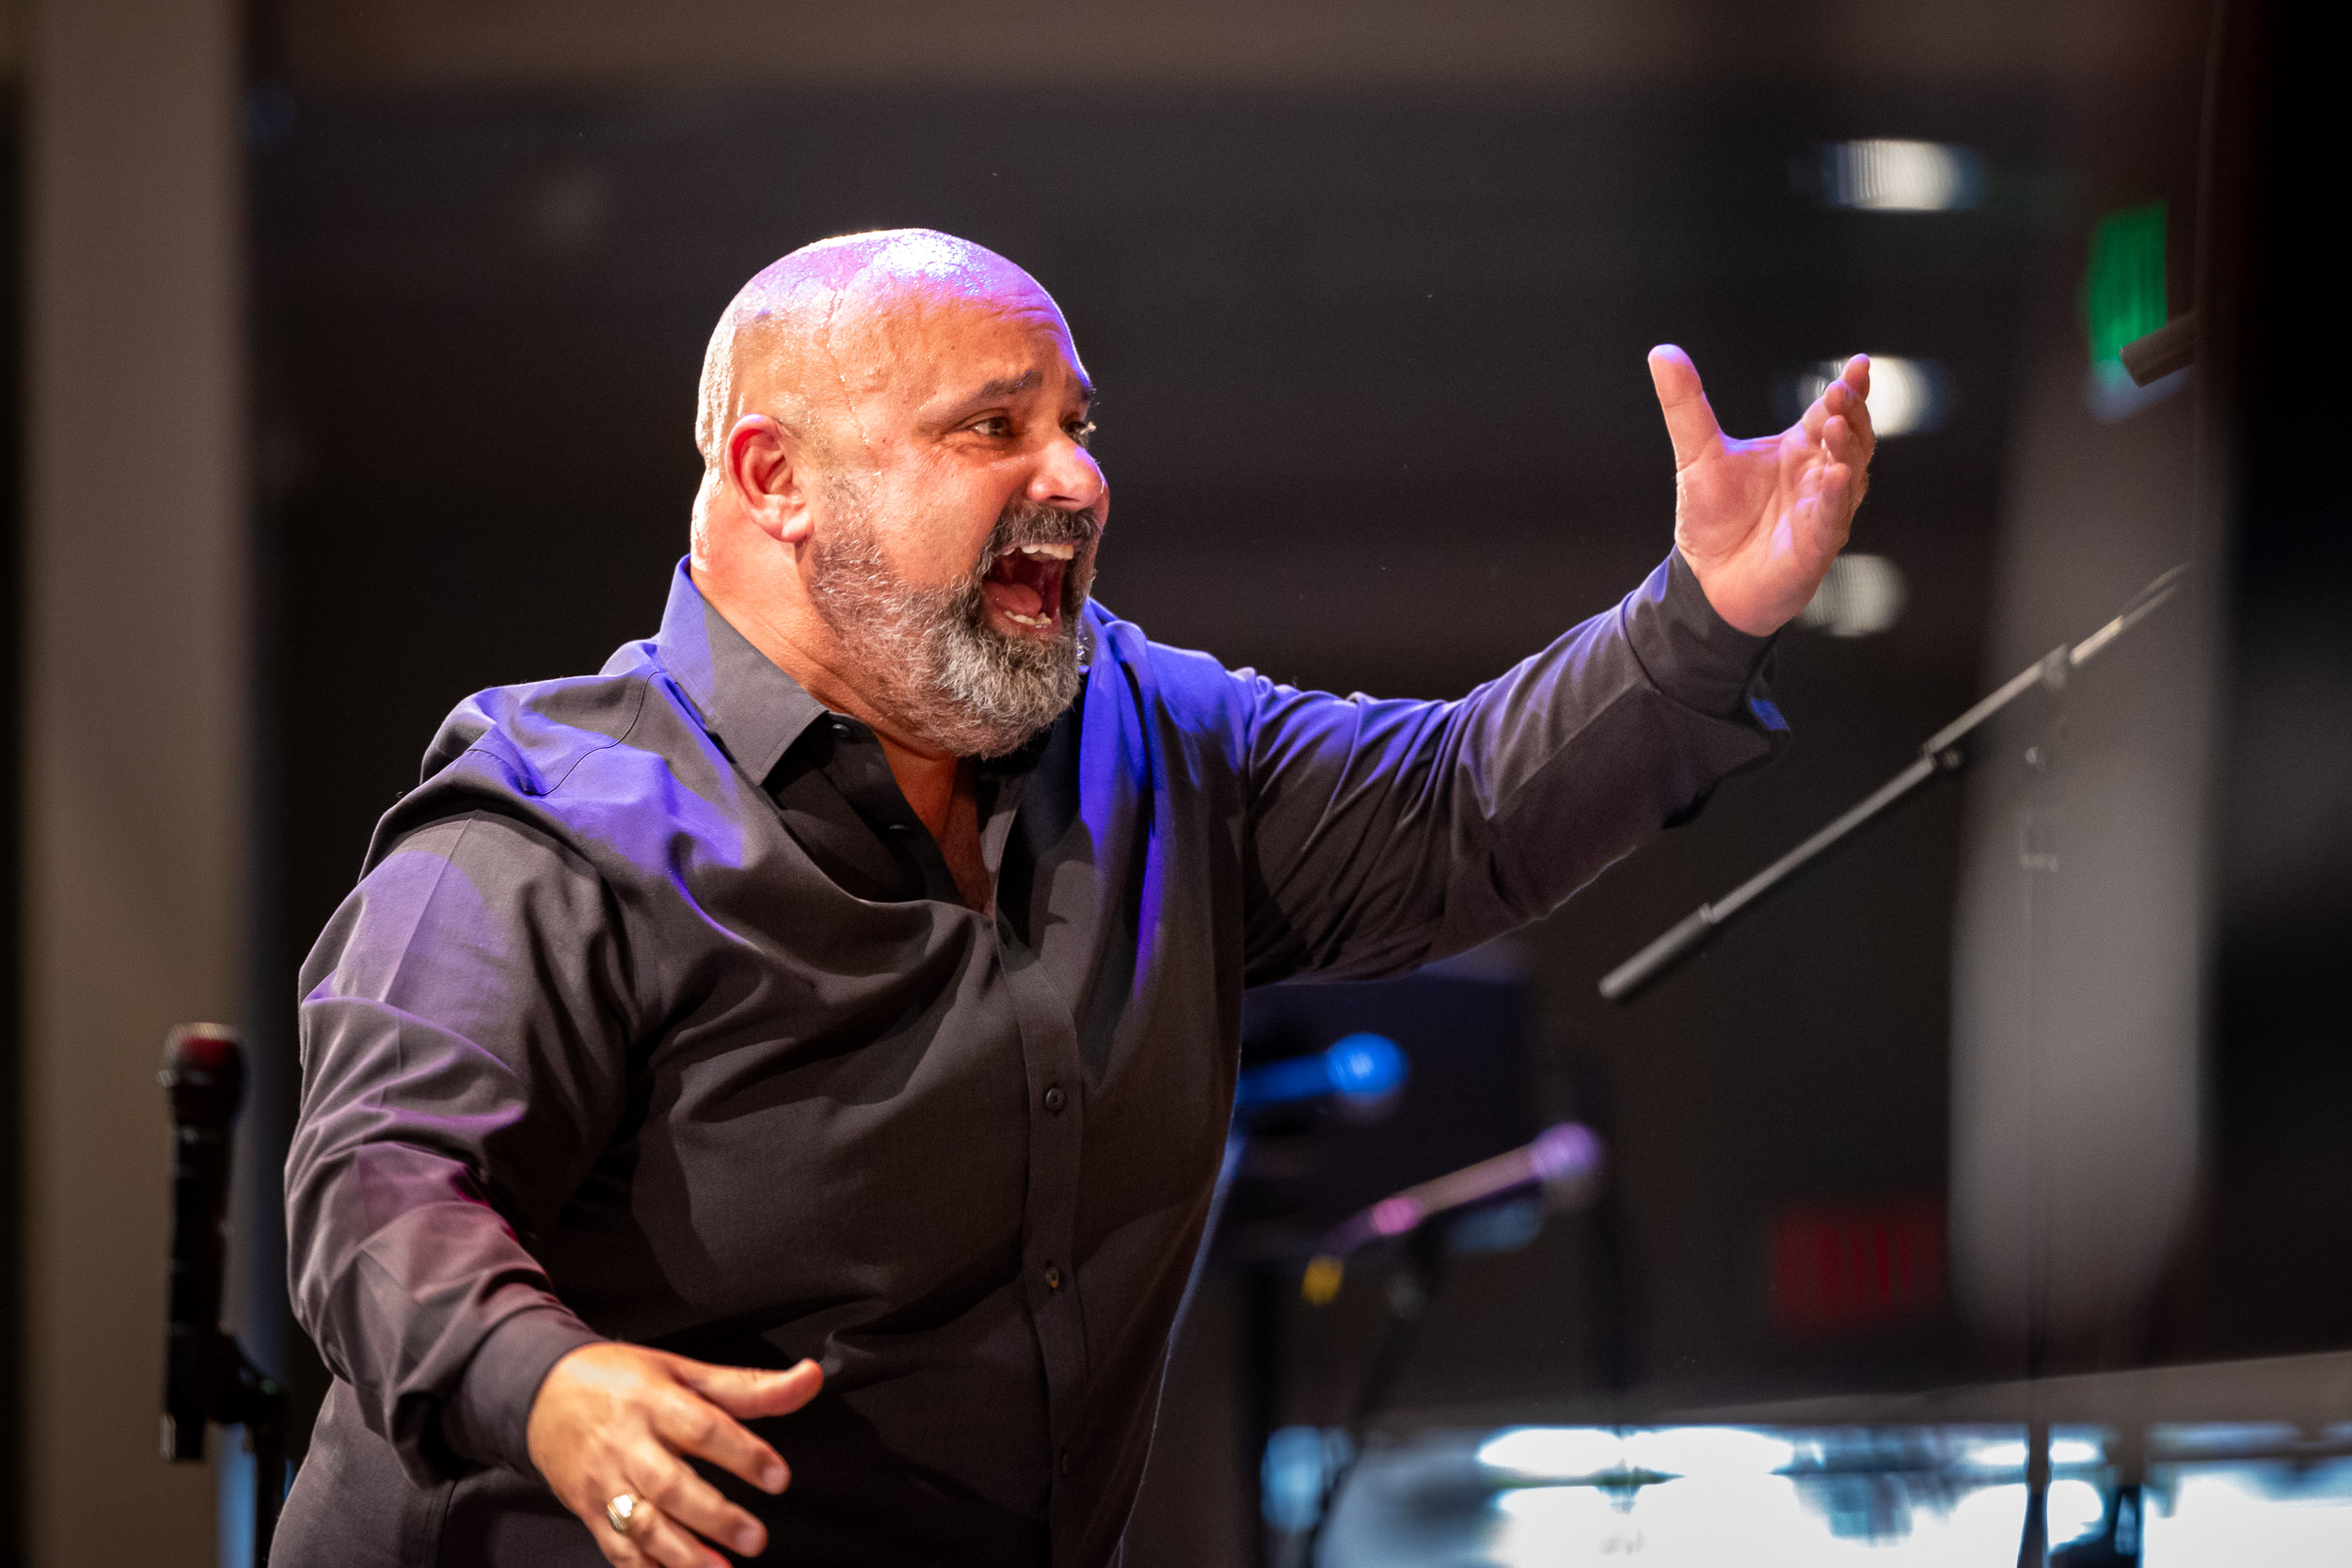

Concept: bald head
[[685, 230, 1105, 759], [694, 229, 1067, 477]]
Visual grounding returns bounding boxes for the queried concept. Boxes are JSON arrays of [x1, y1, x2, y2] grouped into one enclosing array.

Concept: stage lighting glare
[[1344, 1429, 2352, 1562], [1798, 553, 1907, 639], [2150, 1420, 2301, 1456], [1486, 1475, 2026, 1564], [1478, 1426, 1793, 1485], [2046, 1479, 2109, 1546], [1262, 1426, 1348, 1531], [1490, 1484, 1597, 1521], [1957, 1433, 2103, 1473], [2158, 1464, 2352, 1558], [1796, 356, 1946, 437], [1960, 1440, 2019, 1472], [1819, 139, 1986, 212], [1478, 1427, 1627, 1482], [1625, 1427, 1797, 1479]]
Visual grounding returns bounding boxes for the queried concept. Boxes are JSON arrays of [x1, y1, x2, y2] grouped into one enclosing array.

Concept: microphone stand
[[1599, 563, 2188, 1004], [1290, 1219, 1453, 1568], [160, 1024, 289, 1568], [1285, 1124, 1603, 1565], [1599, 563, 2189, 1568]]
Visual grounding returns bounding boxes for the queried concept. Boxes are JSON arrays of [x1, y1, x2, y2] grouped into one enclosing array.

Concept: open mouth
[[979, 540, 1076, 634]]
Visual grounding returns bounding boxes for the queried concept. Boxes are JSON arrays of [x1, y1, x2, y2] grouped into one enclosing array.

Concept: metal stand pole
[[1295, 1222, 1451, 1568], [2019, 1418, 2052, 1568], [1600, 566, 2185, 1005], [229, 1350, 289, 1567]]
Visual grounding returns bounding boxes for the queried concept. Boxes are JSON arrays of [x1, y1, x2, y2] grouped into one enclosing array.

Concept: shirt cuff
[[1620, 549, 1782, 721], [441, 1305, 607, 1478]]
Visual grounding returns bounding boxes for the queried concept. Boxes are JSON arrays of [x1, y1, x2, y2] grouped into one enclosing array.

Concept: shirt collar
[[650, 558, 826, 784], [648, 556, 1100, 783]]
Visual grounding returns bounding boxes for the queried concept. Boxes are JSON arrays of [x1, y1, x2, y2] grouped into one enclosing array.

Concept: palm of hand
[[1650, 347, 1874, 636]]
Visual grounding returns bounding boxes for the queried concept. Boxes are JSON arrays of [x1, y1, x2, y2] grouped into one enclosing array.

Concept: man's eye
[[971, 416, 1012, 437], [1068, 420, 1097, 448]]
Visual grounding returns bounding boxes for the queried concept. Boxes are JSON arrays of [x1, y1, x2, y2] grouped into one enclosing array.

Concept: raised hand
[[527, 1342, 823, 1566], [1647, 346, 1875, 636]]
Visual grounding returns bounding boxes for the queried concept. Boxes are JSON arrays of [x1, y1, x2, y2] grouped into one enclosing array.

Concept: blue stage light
[[1233, 1031, 1406, 1111], [1323, 1033, 1406, 1099]]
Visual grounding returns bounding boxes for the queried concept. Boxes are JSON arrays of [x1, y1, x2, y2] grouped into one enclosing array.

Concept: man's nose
[[1028, 433, 1105, 519]]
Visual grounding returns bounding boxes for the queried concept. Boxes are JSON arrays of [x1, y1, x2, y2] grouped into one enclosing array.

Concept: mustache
[[978, 500, 1102, 562]]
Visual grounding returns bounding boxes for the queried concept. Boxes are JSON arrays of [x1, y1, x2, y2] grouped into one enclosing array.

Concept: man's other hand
[[1647, 346, 1876, 636], [526, 1343, 822, 1567]]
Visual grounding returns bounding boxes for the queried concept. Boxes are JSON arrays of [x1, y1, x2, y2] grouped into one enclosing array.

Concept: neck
[[690, 558, 967, 839]]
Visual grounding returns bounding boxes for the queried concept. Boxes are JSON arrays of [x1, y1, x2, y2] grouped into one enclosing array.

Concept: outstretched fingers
[[599, 1489, 728, 1568], [672, 1355, 823, 1424], [1824, 357, 1875, 466], [1774, 448, 1843, 575], [1802, 356, 1873, 445], [585, 1481, 721, 1568], [1809, 450, 1857, 556], [1647, 344, 1724, 469], [1838, 353, 1873, 403], [532, 1345, 822, 1568], [630, 1434, 766, 1563], [647, 1382, 788, 1497], [1821, 410, 1867, 513]]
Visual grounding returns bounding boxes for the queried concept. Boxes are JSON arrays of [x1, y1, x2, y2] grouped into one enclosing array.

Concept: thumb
[[672, 1356, 824, 1419], [1647, 344, 1723, 469]]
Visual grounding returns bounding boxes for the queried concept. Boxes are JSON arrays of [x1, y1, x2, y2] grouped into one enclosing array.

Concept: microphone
[[2120, 311, 2194, 386], [160, 1022, 245, 1462], [1233, 1031, 1408, 1117], [1300, 1121, 1604, 1304]]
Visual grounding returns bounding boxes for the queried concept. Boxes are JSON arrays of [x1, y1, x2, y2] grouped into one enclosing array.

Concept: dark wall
[[2199, 0, 2352, 1357]]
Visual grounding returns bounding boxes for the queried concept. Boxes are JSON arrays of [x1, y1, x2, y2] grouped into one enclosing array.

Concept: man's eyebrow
[[948, 370, 1094, 409], [966, 372, 1038, 403]]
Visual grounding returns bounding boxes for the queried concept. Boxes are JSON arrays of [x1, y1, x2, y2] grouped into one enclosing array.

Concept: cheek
[[886, 463, 1016, 584]]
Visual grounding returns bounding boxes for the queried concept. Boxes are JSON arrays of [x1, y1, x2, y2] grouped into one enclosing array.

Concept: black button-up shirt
[[278, 554, 1783, 1567]]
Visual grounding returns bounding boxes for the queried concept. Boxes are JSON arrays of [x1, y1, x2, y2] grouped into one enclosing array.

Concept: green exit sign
[[2082, 200, 2169, 369]]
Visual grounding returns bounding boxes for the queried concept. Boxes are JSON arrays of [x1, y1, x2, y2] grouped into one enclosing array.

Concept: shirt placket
[[980, 770, 1092, 1534]]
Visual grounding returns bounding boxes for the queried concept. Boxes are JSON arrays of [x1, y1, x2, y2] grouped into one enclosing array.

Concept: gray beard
[[803, 491, 1097, 758]]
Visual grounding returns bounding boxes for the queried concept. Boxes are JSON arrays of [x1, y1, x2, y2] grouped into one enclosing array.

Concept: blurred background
[[2, 0, 2345, 1563]]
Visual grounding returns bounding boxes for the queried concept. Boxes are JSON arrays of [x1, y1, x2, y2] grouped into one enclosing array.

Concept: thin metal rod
[[1598, 564, 2186, 1005], [1299, 1226, 1449, 1568]]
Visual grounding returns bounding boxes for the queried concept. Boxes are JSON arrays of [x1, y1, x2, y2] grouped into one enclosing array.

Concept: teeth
[[1011, 542, 1076, 561], [1004, 611, 1052, 627]]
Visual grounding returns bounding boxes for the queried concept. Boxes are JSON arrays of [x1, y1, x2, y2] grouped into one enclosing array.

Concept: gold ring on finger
[[604, 1491, 644, 1536]]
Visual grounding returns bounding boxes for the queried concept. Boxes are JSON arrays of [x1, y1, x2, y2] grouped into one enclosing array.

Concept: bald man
[[279, 230, 1872, 1568]]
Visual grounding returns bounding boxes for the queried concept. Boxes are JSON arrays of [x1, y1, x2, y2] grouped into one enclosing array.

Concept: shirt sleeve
[[1235, 549, 1788, 984], [286, 801, 635, 1486]]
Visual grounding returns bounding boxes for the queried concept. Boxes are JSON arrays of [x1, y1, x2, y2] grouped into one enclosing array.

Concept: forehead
[[838, 274, 1088, 406]]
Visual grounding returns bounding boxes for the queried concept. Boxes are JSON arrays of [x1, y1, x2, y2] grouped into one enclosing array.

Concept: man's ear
[[723, 414, 813, 546]]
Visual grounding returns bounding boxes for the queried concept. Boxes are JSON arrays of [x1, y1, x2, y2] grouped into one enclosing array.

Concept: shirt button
[[1043, 1263, 1064, 1291], [1058, 1449, 1072, 1477], [1043, 1085, 1068, 1114]]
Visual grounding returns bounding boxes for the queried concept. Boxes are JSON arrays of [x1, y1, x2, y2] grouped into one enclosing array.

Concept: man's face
[[802, 278, 1108, 755]]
